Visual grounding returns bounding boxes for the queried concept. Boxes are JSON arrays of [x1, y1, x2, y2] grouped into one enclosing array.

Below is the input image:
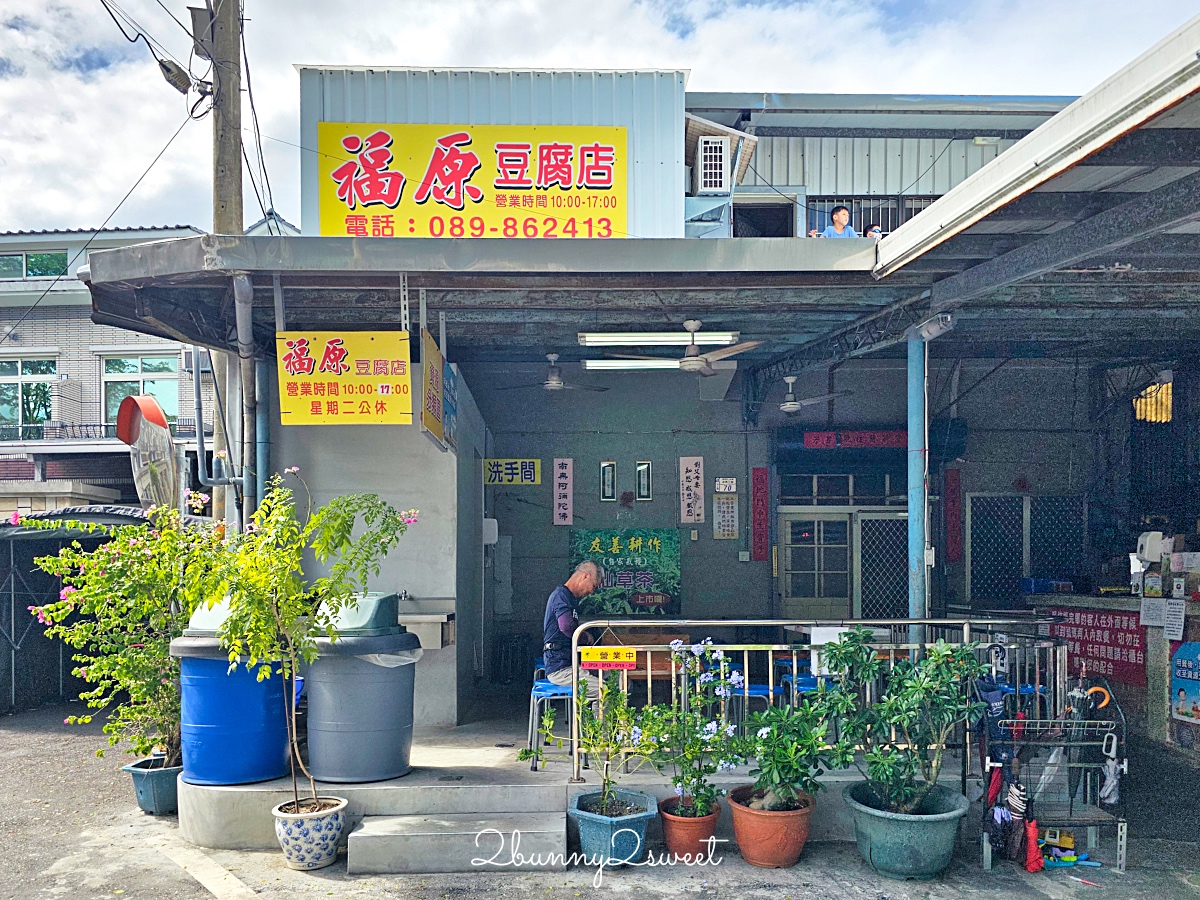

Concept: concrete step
[[347, 812, 567, 874], [178, 778, 567, 850]]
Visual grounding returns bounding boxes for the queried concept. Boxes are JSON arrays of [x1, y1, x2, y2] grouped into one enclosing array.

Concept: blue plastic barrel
[[179, 657, 289, 785]]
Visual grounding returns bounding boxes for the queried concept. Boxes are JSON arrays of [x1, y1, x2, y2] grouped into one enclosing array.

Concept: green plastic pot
[[122, 757, 182, 815], [568, 789, 658, 866], [843, 782, 969, 880]]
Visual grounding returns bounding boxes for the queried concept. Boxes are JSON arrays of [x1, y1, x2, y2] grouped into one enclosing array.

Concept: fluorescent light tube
[[582, 359, 681, 370], [577, 331, 738, 347]]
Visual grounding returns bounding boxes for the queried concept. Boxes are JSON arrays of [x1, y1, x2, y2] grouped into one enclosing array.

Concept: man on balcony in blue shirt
[[810, 204, 859, 238]]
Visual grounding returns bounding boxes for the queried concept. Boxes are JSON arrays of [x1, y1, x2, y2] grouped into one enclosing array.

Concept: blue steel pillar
[[907, 337, 927, 646]]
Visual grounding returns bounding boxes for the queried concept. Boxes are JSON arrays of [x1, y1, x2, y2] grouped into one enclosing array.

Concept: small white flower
[[757, 726, 771, 739]]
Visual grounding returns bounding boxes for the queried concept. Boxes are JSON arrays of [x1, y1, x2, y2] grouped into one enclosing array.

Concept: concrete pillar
[[908, 338, 927, 638]]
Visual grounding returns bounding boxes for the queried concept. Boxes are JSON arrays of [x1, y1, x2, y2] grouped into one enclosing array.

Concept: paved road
[[2, 702, 1197, 899]]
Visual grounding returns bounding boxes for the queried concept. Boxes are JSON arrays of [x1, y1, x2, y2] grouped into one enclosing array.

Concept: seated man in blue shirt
[[809, 204, 858, 238], [543, 560, 604, 700]]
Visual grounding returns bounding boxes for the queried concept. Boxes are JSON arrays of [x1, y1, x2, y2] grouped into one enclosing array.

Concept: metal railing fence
[[567, 616, 1066, 783]]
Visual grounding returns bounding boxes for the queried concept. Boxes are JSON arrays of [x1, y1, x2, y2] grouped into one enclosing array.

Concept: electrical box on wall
[[483, 518, 499, 545]]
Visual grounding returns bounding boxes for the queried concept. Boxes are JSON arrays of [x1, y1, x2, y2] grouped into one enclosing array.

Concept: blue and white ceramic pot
[[271, 796, 348, 870]]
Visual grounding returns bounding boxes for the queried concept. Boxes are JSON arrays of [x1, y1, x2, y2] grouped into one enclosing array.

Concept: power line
[[0, 115, 194, 350], [239, 4, 277, 231]]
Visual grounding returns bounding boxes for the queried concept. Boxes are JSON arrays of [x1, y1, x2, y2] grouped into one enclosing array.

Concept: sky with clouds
[[1, 0, 1198, 233]]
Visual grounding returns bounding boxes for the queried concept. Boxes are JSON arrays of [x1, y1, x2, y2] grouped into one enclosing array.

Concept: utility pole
[[210, 0, 241, 523]]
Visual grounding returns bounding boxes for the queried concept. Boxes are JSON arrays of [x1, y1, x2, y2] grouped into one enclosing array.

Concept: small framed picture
[[635, 461, 652, 501], [600, 461, 617, 501]]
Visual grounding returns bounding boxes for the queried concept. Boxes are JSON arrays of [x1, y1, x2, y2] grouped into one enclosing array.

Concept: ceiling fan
[[500, 353, 610, 393], [602, 320, 761, 376], [779, 376, 852, 413]]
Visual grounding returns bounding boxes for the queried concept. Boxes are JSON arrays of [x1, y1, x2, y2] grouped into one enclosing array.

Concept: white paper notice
[[1140, 596, 1166, 627], [1186, 552, 1200, 572], [679, 457, 705, 524], [1164, 598, 1186, 641]]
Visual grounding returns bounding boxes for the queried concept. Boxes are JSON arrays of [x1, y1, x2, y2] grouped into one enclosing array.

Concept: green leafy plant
[[25, 495, 229, 766], [738, 697, 855, 811], [639, 639, 744, 817], [821, 627, 985, 814], [218, 471, 417, 813], [520, 673, 658, 817]]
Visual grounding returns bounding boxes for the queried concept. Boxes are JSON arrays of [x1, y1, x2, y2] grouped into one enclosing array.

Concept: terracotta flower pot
[[658, 797, 720, 859], [728, 784, 815, 868]]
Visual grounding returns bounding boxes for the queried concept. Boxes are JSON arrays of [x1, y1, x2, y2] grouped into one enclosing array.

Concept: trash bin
[[170, 599, 290, 785], [306, 592, 423, 783]]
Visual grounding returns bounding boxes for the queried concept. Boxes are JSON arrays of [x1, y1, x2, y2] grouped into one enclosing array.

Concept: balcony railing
[[0, 418, 208, 442], [566, 616, 1066, 782]]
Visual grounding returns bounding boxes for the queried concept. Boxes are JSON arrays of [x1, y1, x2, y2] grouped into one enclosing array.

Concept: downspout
[[255, 359, 270, 508], [232, 274, 257, 529]]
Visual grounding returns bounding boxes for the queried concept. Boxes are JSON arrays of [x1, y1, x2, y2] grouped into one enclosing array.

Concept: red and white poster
[[1047, 606, 1146, 686], [752, 467, 770, 561], [553, 458, 573, 526]]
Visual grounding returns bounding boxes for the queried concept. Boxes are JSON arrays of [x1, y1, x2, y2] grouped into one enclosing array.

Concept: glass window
[[789, 520, 816, 545], [141, 356, 177, 373], [21, 359, 55, 376], [104, 357, 140, 374], [854, 474, 887, 504], [24, 252, 68, 278], [0, 256, 22, 280], [0, 359, 56, 440], [102, 355, 180, 425], [788, 546, 816, 572], [820, 519, 849, 545]]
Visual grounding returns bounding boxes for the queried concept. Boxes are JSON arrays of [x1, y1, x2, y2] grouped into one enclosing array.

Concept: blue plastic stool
[[527, 679, 574, 772]]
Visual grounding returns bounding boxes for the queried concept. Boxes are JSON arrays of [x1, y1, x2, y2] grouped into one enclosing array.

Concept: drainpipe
[[255, 358, 270, 508], [232, 273, 257, 529]]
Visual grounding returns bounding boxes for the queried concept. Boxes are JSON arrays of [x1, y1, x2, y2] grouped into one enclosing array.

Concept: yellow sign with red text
[[276, 331, 412, 426], [580, 646, 637, 670], [317, 123, 628, 239]]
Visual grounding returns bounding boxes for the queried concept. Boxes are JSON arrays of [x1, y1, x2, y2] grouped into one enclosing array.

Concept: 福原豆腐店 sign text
[[276, 331, 412, 426], [318, 123, 628, 239]]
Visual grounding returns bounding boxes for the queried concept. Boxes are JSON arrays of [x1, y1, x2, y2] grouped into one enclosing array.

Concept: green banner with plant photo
[[569, 528, 680, 617]]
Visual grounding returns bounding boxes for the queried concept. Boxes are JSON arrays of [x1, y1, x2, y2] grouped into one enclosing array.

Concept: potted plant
[[25, 494, 227, 815], [728, 692, 854, 868], [822, 627, 985, 880], [522, 673, 660, 867], [640, 639, 744, 859], [218, 471, 416, 871]]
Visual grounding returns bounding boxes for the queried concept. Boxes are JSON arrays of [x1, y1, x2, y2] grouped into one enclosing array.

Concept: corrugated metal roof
[[0, 226, 201, 237]]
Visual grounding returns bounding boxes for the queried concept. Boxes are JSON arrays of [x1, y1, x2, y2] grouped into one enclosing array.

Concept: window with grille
[[696, 137, 729, 193], [780, 472, 906, 506], [0, 358, 56, 440]]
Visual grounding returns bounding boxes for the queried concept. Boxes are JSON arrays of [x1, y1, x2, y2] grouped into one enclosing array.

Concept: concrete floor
[[2, 700, 1198, 899]]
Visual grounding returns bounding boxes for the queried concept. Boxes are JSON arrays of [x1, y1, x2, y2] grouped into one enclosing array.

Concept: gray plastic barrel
[[306, 593, 423, 783]]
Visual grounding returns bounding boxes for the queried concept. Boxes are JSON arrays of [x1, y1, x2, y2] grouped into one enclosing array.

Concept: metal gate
[[854, 513, 908, 618], [966, 494, 1087, 608]]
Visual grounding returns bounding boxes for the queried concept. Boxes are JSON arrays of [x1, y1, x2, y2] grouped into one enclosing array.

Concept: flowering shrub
[[520, 673, 659, 818], [25, 503, 232, 766], [218, 472, 417, 811], [639, 639, 744, 817]]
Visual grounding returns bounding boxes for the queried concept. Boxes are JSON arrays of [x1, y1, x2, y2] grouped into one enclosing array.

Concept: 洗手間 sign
[[485, 459, 541, 485], [276, 331, 412, 425], [580, 646, 637, 670], [318, 123, 628, 239]]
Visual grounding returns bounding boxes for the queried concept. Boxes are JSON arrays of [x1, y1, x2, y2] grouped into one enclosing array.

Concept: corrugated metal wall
[[744, 136, 1018, 194], [299, 69, 686, 238]]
